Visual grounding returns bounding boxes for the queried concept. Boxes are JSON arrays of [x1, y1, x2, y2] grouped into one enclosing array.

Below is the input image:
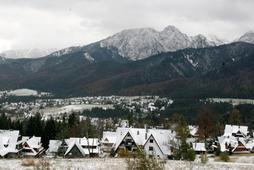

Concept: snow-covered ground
[[41, 104, 113, 114], [0, 89, 51, 97], [0, 157, 254, 170], [205, 98, 254, 106], [38, 104, 114, 119]]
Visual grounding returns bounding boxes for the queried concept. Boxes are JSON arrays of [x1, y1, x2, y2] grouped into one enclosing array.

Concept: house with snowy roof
[[101, 131, 117, 153], [223, 125, 249, 137], [21, 136, 44, 157], [192, 143, 206, 154], [217, 124, 254, 154], [0, 130, 21, 158], [111, 127, 176, 159], [45, 140, 62, 157], [64, 139, 87, 158], [188, 125, 199, 138], [47, 137, 101, 158], [113, 127, 147, 156], [143, 129, 176, 159]]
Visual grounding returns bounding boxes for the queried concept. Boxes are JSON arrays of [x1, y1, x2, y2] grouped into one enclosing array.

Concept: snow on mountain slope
[[158, 25, 191, 51], [0, 48, 57, 59], [206, 34, 226, 46], [238, 31, 254, 44], [51, 46, 80, 57], [100, 25, 223, 60], [100, 28, 165, 60]]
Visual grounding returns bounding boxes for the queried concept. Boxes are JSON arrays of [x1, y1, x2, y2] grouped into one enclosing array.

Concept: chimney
[[145, 124, 148, 140]]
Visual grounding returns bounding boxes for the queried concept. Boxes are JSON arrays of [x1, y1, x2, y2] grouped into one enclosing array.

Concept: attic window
[[150, 139, 154, 143]]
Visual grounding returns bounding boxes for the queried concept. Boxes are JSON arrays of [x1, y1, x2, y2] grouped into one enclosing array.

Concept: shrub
[[219, 152, 230, 162], [21, 159, 36, 167], [127, 151, 164, 170], [118, 149, 130, 157], [34, 159, 50, 170], [186, 149, 196, 161], [200, 153, 208, 164]]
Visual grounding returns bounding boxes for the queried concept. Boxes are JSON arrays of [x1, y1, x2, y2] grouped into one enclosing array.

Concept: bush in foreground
[[200, 153, 208, 164], [127, 151, 164, 170], [219, 152, 230, 162]]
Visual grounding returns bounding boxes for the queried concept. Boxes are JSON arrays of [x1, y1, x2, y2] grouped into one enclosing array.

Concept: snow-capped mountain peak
[[206, 34, 227, 46], [100, 25, 224, 60]]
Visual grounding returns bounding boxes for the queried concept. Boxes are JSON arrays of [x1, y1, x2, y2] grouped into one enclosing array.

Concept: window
[[137, 131, 139, 135], [150, 139, 153, 143], [149, 146, 153, 151]]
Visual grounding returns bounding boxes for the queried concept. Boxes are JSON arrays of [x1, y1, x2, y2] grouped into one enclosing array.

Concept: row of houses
[[1, 124, 254, 159]]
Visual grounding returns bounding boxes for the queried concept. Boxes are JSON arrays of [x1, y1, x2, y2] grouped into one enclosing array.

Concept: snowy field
[[0, 89, 50, 97], [206, 98, 254, 106], [0, 157, 254, 170], [36, 104, 114, 119]]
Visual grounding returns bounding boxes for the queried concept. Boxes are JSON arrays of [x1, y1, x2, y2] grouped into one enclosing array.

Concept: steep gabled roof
[[0, 130, 20, 157], [47, 140, 62, 153], [224, 125, 248, 137], [113, 127, 176, 154], [102, 131, 117, 144], [26, 136, 42, 149], [113, 131, 135, 151], [144, 129, 175, 155], [64, 141, 88, 156]]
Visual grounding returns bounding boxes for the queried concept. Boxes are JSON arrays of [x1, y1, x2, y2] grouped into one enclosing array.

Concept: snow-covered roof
[[245, 139, 254, 150], [68, 137, 99, 147], [113, 127, 176, 153], [224, 125, 248, 137], [47, 140, 62, 153], [64, 141, 88, 156], [102, 131, 117, 144], [218, 135, 248, 152], [146, 129, 176, 155], [188, 125, 198, 137], [26, 136, 42, 149], [0, 130, 20, 157], [192, 143, 206, 152], [113, 127, 147, 151]]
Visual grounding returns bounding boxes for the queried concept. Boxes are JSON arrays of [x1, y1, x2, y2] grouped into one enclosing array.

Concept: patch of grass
[[21, 159, 36, 167], [219, 152, 230, 162], [34, 159, 50, 170]]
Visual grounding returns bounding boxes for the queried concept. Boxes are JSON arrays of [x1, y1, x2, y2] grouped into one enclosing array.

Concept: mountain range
[[0, 25, 254, 98], [0, 48, 57, 59]]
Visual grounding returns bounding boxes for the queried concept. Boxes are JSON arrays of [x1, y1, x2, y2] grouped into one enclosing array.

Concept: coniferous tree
[[42, 117, 56, 148]]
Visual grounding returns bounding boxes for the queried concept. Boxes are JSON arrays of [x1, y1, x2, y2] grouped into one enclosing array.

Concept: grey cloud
[[0, 0, 253, 52]]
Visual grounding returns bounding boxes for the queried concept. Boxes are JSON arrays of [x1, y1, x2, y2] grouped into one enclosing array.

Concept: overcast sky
[[0, 0, 253, 52]]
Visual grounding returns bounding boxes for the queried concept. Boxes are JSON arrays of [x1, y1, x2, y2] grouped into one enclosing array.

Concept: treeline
[[0, 113, 102, 149], [81, 106, 129, 118], [161, 100, 254, 128]]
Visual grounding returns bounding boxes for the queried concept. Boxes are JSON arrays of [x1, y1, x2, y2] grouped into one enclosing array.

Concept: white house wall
[[144, 135, 165, 159]]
